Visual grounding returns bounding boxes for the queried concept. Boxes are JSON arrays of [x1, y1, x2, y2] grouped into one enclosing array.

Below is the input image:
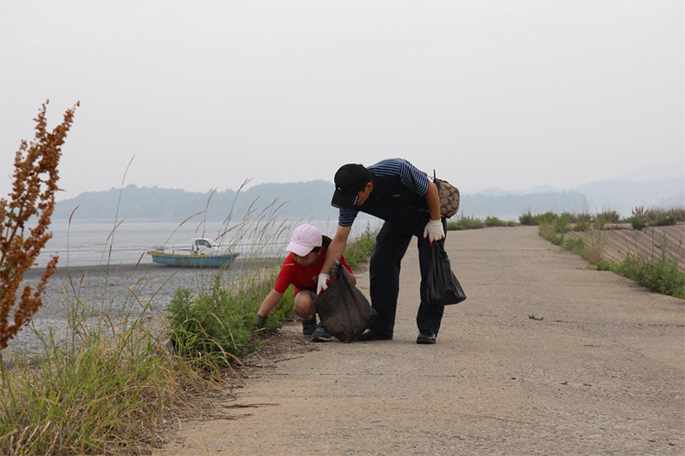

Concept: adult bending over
[[318, 158, 447, 344]]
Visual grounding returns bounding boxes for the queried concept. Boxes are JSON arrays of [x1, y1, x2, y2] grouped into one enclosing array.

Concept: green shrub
[[593, 213, 607, 230], [539, 224, 563, 245], [166, 274, 291, 370], [484, 216, 514, 227], [485, 216, 502, 227], [629, 215, 647, 230], [576, 212, 592, 224], [614, 250, 685, 299], [344, 225, 377, 268], [573, 221, 591, 232], [553, 214, 571, 233], [518, 211, 538, 226], [563, 237, 585, 254], [536, 211, 557, 225], [650, 213, 676, 227], [447, 215, 484, 230], [600, 210, 621, 224]]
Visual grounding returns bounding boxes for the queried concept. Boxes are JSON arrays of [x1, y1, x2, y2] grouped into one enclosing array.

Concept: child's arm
[[257, 289, 284, 317], [255, 289, 284, 329]]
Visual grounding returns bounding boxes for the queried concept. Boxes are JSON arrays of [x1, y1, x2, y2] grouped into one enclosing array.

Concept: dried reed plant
[[0, 100, 78, 349]]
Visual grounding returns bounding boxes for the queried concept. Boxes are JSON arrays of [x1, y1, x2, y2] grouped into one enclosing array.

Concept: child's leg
[[293, 290, 316, 320]]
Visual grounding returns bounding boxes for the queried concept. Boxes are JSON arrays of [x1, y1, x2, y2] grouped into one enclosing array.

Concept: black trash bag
[[315, 264, 378, 342], [423, 240, 466, 306]]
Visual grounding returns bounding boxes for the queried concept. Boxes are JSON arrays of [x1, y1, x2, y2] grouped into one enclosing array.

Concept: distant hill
[[575, 177, 684, 213], [53, 180, 340, 222], [54, 177, 684, 222], [477, 177, 684, 217]]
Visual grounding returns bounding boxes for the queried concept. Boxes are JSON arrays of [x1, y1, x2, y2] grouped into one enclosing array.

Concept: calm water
[[33, 217, 381, 268]]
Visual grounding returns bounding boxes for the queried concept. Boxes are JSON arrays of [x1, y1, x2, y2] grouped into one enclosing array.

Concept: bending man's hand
[[423, 219, 445, 243], [317, 273, 330, 294]]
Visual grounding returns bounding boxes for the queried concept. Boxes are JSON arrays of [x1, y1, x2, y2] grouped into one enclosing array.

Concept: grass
[[447, 214, 485, 230], [342, 224, 377, 269], [444, 214, 516, 231], [485, 216, 515, 227], [612, 249, 685, 299], [0, 286, 207, 455], [166, 274, 294, 371], [0, 214, 379, 455], [534, 208, 684, 300], [165, 225, 380, 371], [628, 206, 685, 231]]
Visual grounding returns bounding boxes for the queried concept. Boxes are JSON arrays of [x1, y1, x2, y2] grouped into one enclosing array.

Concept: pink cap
[[286, 224, 322, 256]]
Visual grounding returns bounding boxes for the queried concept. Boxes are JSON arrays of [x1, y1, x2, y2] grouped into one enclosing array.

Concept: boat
[[147, 238, 239, 268]]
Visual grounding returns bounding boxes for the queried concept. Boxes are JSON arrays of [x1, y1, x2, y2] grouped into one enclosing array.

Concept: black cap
[[331, 164, 371, 209], [331, 189, 359, 209]]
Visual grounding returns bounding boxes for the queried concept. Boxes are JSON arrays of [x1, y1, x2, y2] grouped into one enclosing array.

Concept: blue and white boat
[[147, 238, 239, 268]]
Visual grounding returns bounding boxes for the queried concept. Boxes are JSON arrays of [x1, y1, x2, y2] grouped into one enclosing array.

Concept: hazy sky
[[1, 0, 683, 201]]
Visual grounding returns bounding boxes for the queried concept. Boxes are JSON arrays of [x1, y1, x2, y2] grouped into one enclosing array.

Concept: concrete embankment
[[155, 226, 684, 456]]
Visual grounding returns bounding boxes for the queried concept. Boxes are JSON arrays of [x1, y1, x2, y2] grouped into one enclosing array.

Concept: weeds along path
[[156, 226, 684, 456], [7, 259, 280, 357], [567, 223, 685, 269]]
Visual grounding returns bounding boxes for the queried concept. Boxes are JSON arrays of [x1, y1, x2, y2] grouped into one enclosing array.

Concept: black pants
[[368, 219, 447, 336]]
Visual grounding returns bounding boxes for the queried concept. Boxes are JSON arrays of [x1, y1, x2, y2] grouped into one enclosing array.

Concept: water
[[6, 216, 381, 356], [32, 216, 382, 268]]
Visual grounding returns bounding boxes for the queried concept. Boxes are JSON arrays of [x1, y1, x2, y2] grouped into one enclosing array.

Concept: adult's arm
[[423, 181, 445, 242], [426, 181, 441, 221], [317, 224, 352, 293]]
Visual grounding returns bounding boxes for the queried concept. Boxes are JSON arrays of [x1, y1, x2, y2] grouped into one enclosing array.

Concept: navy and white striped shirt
[[338, 158, 431, 227]]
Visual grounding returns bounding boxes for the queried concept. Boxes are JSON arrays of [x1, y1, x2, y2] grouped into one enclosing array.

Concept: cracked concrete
[[155, 226, 684, 456]]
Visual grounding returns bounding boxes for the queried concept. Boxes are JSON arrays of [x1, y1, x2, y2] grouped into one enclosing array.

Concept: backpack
[[426, 170, 460, 218], [435, 176, 460, 218]]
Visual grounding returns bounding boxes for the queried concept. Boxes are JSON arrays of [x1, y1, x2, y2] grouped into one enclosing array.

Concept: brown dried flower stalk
[[0, 100, 79, 349]]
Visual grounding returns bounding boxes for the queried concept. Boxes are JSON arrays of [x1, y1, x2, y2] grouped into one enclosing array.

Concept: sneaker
[[311, 324, 332, 342], [416, 330, 436, 345], [301, 316, 317, 337]]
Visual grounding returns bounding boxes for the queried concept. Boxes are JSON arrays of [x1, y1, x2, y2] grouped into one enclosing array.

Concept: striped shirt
[[338, 158, 430, 227]]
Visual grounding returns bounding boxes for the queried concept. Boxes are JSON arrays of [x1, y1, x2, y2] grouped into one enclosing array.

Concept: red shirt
[[274, 247, 353, 295]]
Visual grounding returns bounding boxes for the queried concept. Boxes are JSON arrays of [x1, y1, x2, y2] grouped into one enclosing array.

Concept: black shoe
[[301, 316, 317, 337], [416, 330, 436, 345], [357, 328, 393, 341], [311, 324, 333, 342]]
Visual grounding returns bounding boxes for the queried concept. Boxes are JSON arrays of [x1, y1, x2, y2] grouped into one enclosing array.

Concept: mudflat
[[156, 226, 684, 456]]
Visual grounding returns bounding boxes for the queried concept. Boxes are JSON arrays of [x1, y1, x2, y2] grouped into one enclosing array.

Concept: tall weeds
[[0, 153, 300, 453], [0, 101, 78, 349]]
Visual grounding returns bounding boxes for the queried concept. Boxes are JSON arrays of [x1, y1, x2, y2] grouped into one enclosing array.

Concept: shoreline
[[7, 257, 283, 357]]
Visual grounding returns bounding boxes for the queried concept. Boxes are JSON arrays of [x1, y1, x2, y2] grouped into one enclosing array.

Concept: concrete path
[[156, 226, 684, 456]]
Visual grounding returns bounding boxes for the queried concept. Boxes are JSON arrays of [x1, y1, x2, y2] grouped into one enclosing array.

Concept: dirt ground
[[152, 226, 684, 456]]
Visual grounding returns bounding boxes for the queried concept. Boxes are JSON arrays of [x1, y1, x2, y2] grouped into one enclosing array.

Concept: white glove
[[317, 273, 330, 294], [423, 219, 445, 243]]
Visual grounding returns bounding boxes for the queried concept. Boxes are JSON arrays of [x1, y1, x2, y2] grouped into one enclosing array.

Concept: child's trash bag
[[423, 240, 466, 306], [315, 264, 378, 342]]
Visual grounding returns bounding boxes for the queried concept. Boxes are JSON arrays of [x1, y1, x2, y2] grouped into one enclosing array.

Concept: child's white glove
[[317, 273, 330, 294]]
